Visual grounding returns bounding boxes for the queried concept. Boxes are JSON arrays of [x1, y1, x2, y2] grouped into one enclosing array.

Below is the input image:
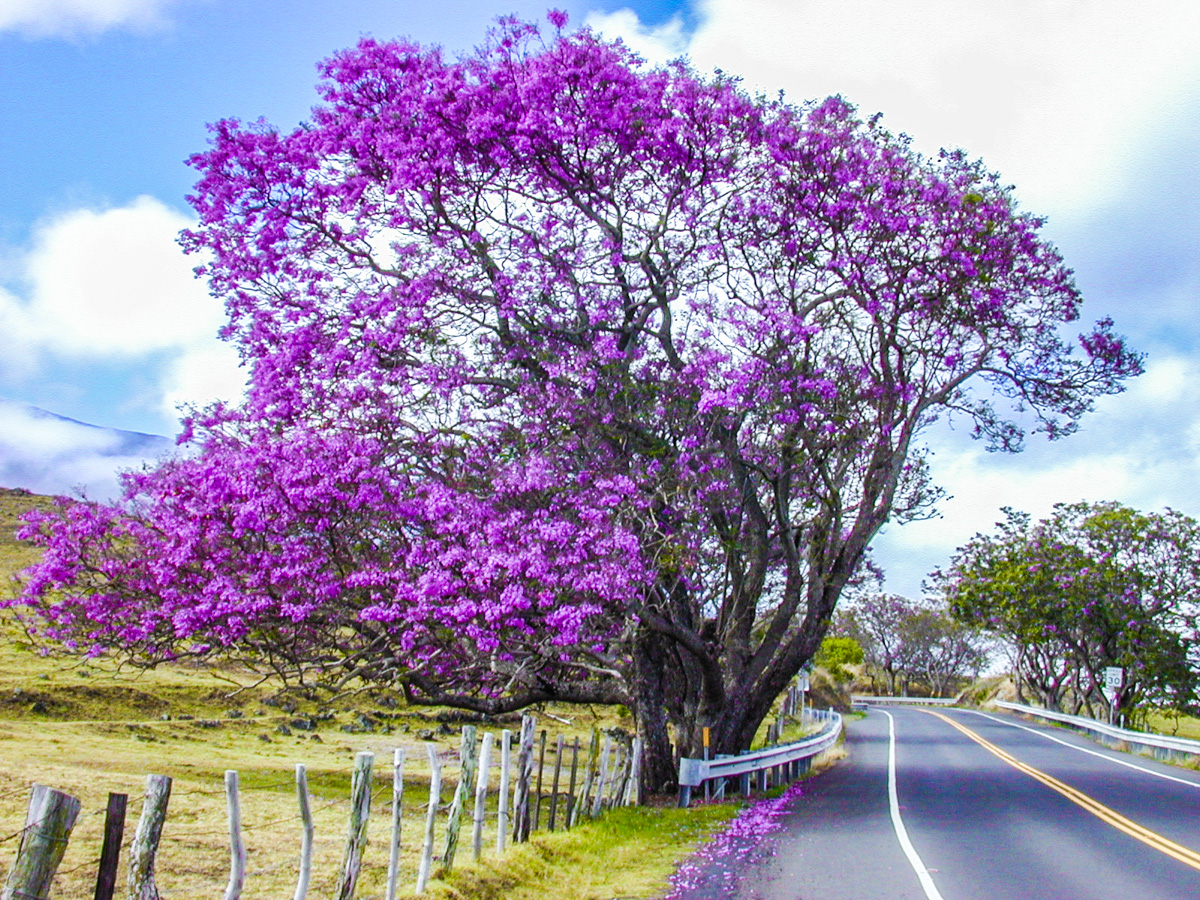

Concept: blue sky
[[1, 0, 1199, 598]]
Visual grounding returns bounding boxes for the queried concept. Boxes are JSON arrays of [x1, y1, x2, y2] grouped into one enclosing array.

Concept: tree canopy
[[938, 502, 1200, 722], [12, 14, 1139, 789]]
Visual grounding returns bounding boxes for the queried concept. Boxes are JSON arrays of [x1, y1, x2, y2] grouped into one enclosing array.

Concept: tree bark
[[629, 630, 678, 794]]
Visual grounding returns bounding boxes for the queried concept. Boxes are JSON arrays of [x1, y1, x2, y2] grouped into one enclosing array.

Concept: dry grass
[[1144, 711, 1200, 742]]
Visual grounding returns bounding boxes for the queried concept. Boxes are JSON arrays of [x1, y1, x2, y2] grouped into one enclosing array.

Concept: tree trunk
[[629, 630, 678, 794]]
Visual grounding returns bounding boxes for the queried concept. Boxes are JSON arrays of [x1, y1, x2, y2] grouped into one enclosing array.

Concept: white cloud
[[597, 1, 1200, 220], [18, 196, 218, 356], [159, 340, 245, 421], [0, 0, 179, 37], [0, 287, 36, 378], [0, 196, 244, 427], [584, 8, 690, 65]]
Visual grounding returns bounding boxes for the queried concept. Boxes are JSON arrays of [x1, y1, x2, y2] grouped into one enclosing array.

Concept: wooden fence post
[[127, 773, 171, 900], [222, 771, 246, 900], [512, 715, 536, 843], [572, 729, 599, 827], [334, 751, 374, 900], [385, 748, 406, 900], [1, 784, 81, 900], [565, 736, 580, 828], [442, 725, 478, 869], [294, 765, 314, 900], [590, 734, 612, 818], [625, 738, 643, 806], [496, 730, 511, 854], [547, 734, 564, 831], [612, 737, 631, 808], [472, 732, 494, 862], [416, 744, 443, 894], [532, 729, 547, 832], [93, 792, 126, 900]]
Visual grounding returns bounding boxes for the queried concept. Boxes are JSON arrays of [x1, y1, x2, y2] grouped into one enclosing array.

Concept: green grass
[[1142, 712, 1200, 741], [430, 804, 739, 900], [0, 487, 55, 599]]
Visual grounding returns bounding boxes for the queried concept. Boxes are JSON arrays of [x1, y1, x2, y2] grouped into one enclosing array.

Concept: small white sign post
[[798, 671, 810, 721], [1103, 667, 1124, 725]]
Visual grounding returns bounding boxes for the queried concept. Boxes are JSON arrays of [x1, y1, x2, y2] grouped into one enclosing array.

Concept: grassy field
[[1140, 712, 1200, 741], [0, 488, 744, 899]]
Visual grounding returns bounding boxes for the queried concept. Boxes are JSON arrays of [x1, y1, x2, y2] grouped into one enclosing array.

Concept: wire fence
[[0, 713, 642, 900]]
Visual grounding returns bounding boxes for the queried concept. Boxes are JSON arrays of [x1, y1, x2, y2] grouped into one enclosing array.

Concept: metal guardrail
[[851, 695, 958, 706], [993, 700, 1200, 764], [676, 709, 842, 806]]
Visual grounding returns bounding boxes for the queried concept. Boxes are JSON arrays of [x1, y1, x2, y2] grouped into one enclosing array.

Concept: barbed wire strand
[[55, 853, 103, 877]]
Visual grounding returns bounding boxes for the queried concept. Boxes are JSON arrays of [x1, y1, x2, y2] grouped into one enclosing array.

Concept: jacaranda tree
[[14, 14, 1140, 790]]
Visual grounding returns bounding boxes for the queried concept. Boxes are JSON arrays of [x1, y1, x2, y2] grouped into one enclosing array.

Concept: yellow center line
[[921, 709, 1200, 872]]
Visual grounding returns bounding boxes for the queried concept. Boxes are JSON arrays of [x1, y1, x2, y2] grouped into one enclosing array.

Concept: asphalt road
[[673, 707, 1200, 899]]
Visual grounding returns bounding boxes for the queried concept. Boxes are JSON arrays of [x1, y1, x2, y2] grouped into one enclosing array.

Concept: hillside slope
[[0, 398, 171, 499]]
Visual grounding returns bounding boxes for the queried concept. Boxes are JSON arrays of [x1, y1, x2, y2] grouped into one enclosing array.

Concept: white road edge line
[[964, 710, 1200, 790], [883, 710, 947, 900]]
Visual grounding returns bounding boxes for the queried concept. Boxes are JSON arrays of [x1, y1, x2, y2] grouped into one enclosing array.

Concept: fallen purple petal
[[662, 780, 805, 899]]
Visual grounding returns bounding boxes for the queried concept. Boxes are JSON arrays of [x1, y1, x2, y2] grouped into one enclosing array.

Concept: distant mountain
[[0, 399, 173, 501]]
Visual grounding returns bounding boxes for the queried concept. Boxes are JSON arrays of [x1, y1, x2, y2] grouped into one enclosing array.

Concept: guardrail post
[[677, 783, 692, 808], [713, 755, 730, 801], [677, 757, 705, 808]]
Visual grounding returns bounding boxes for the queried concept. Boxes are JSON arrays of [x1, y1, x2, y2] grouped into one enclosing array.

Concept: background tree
[[899, 606, 989, 697], [837, 594, 916, 694], [814, 635, 865, 684], [939, 502, 1200, 724], [837, 595, 986, 696], [12, 14, 1138, 790]]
